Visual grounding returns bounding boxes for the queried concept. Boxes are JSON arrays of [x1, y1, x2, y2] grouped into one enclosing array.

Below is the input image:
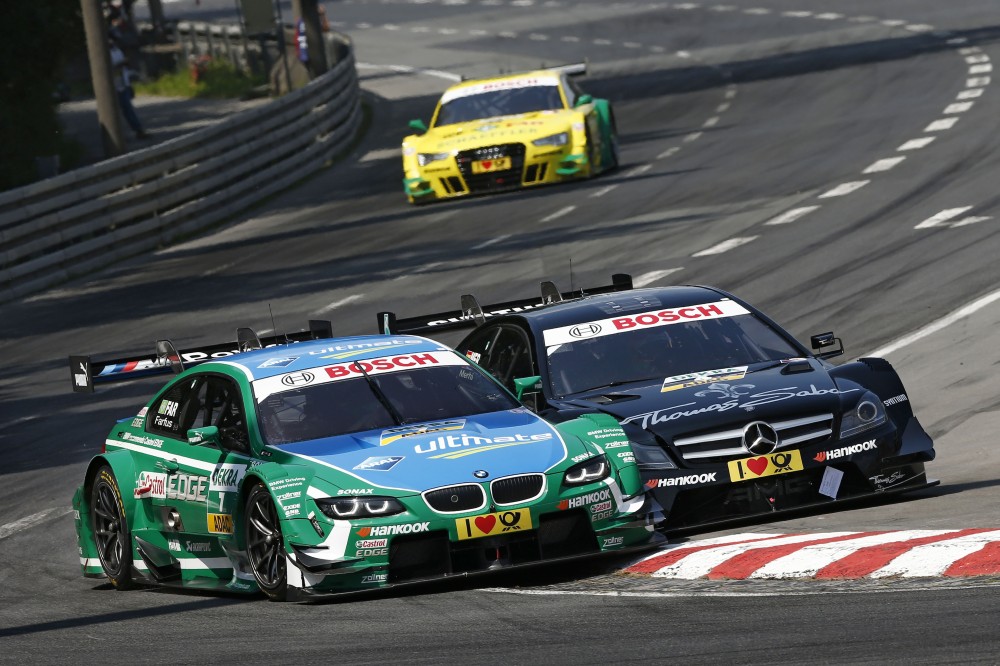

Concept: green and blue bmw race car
[[70, 324, 659, 600]]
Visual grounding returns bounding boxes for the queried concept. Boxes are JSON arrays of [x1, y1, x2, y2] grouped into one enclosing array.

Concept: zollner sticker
[[543, 300, 750, 347], [661, 366, 748, 392]]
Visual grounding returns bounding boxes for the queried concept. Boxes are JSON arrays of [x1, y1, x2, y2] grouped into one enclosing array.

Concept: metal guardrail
[[0, 38, 362, 304]]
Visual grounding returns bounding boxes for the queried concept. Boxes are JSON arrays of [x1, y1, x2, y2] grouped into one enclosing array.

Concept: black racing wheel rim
[[92, 476, 127, 576], [246, 490, 286, 590]]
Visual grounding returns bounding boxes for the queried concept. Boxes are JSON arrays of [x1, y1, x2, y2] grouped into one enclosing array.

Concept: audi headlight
[[532, 132, 569, 147], [564, 455, 610, 486], [316, 496, 406, 519], [418, 152, 450, 166], [839, 391, 888, 438]]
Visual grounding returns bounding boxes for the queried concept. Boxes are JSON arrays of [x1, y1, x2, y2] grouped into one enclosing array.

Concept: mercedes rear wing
[[376, 273, 632, 336], [70, 320, 333, 393]]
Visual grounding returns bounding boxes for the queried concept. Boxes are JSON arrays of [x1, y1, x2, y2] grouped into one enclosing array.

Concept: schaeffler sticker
[[253, 351, 465, 402], [661, 366, 749, 392], [543, 300, 750, 348], [380, 420, 466, 447]]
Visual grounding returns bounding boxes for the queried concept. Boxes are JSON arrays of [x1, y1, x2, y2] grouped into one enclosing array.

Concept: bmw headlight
[[563, 455, 610, 486], [316, 496, 406, 519], [839, 391, 888, 438], [418, 152, 451, 166], [532, 132, 569, 147]]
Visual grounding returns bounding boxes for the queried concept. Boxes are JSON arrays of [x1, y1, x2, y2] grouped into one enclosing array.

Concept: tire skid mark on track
[[0, 507, 72, 541]]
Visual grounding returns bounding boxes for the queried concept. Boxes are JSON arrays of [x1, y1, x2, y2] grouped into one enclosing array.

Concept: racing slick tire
[[91, 465, 135, 590], [245, 483, 288, 601]]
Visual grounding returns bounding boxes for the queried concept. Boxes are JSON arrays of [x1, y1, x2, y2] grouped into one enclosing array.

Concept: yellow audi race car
[[402, 64, 619, 203]]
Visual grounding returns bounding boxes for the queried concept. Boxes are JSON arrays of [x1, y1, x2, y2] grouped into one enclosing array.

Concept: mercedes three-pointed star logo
[[742, 421, 779, 455]]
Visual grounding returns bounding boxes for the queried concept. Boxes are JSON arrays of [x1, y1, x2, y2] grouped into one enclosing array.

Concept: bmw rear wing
[[376, 273, 632, 336], [69, 320, 333, 393]]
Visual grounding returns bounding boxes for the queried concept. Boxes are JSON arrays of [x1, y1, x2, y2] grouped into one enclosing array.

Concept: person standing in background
[[109, 37, 148, 139]]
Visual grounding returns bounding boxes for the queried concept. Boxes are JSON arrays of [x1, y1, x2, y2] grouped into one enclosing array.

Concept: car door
[[145, 373, 251, 567]]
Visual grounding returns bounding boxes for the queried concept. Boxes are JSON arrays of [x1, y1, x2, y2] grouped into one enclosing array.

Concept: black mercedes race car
[[376, 274, 937, 532]]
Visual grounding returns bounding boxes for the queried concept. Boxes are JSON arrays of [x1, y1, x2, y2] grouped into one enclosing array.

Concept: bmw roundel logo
[[281, 371, 315, 387], [569, 323, 602, 338], [473, 470, 489, 479]]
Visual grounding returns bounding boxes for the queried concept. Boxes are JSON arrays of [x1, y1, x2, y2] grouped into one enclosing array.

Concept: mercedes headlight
[[418, 152, 450, 166], [839, 391, 888, 438], [563, 455, 610, 486], [316, 496, 406, 519], [532, 132, 569, 147]]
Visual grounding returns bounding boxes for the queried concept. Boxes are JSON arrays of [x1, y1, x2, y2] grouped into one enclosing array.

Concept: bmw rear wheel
[[91, 465, 135, 590], [245, 484, 288, 601]]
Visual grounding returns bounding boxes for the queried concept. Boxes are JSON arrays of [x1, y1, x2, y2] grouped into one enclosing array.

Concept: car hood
[[557, 361, 856, 441], [277, 409, 571, 493], [407, 111, 575, 153]]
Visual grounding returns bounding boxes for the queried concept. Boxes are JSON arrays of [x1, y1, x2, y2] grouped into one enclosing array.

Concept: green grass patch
[[134, 59, 266, 99]]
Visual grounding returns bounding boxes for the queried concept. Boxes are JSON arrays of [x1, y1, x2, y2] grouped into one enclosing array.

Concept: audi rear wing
[[69, 320, 333, 393], [376, 274, 632, 336]]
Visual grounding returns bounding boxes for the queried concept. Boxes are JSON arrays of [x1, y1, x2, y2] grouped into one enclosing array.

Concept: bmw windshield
[[256, 362, 518, 445], [544, 305, 802, 398]]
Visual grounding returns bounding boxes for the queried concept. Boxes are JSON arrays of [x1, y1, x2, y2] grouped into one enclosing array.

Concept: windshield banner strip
[[253, 351, 466, 403], [543, 299, 751, 348], [439, 77, 561, 103]]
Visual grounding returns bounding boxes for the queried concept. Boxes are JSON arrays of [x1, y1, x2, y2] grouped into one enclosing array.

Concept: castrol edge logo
[[254, 351, 466, 402], [543, 300, 750, 347]]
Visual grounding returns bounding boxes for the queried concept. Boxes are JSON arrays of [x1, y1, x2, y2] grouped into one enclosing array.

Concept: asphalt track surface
[[3, 0, 1000, 662]]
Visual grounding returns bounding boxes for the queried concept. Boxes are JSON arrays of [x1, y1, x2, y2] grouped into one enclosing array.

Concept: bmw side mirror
[[810, 332, 844, 360], [574, 94, 593, 107], [408, 119, 428, 133], [187, 425, 220, 447], [513, 375, 542, 401]]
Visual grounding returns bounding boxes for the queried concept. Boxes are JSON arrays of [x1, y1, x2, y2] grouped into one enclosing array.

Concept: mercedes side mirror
[[810, 332, 844, 360]]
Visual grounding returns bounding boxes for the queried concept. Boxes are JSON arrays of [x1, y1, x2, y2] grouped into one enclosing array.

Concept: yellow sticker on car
[[727, 450, 803, 482], [455, 508, 530, 540], [208, 513, 234, 534], [471, 157, 511, 174]]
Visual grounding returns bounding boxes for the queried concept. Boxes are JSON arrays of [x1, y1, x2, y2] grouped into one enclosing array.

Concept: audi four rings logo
[[569, 323, 602, 338], [281, 371, 315, 387], [742, 421, 779, 455]]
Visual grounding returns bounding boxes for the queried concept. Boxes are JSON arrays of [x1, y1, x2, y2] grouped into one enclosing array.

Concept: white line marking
[[625, 164, 652, 177], [869, 287, 1000, 357], [650, 45, 666, 53], [540, 205, 576, 223], [925, 117, 959, 131], [944, 101, 974, 114], [782, 10, 812, 17], [633, 268, 684, 287], [898, 137, 936, 151], [438, 27, 457, 34], [624, 41, 642, 48], [947, 37, 969, 45], [692, 236, 758, 257], [871, 531, 1000, 578], [882, 19, 906, 27], [702, 116, 720, 127], [863, 157, 906, 173], [561, 35, 580, 42], [674, 3, 700, 9], [764, 206, 820, 226], [0, 508, 73, 540], [676, 50, 691, 58], [0, 414, 39, 433], [356, 62, 462, 81], [951, 216, 993, 228], [967, 76, 991, 87], [317, 294, 364, 313], [905, 24, 934, 33], [744, 8, 771, 15], [815, 12, 843, 20], [529, 33, 549, 40], [590, 185, 618, 198], [970, 63, 993, 74], [472, 234, 511, 250], [818, 181, 869, 198], [958, 47, 981, 56], [468, 28, 489, 36], [356, 22, 372, 29], [683, 131, 703, 143], [965, 54, 990, 64], [711, 5, 738, 12], [914, 207, 974, 229], [715, 102, 731, 113], [411, 25, 430, 32], [725, 89, 737, 99], [957, 88, 984, 99], [594, 38, 612, 45], [657, 147, 680, 159], [383, 24, 400, 30], [849, 15, 878, 23]]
